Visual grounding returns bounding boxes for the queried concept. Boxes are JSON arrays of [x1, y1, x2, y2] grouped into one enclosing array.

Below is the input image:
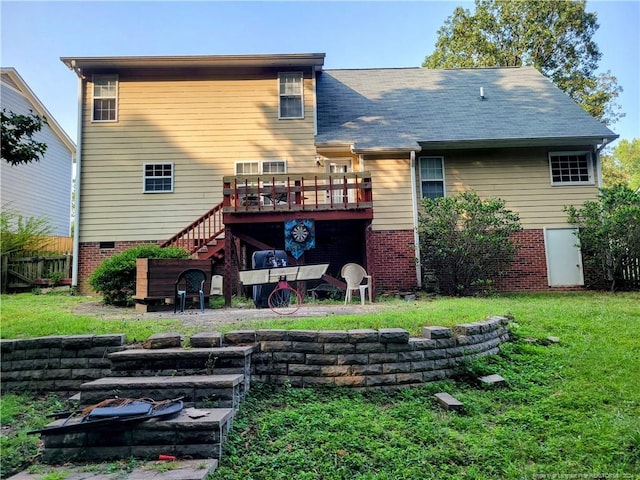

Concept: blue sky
[[1, 1, 638, 145]]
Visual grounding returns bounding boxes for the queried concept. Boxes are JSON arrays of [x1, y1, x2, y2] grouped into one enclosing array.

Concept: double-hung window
[[143, 163, 174, 193], [279, 73, 304, 119], [419, 156, 445, 199], [235, 160, 286, 205], [92, 75, 118, 122], [549, 152, 594, 185]]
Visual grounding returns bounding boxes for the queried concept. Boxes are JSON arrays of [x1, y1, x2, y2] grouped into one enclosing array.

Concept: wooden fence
[[1, 255, 72, 292], [621, 256, 640, 289], [41, 236, 73, 254]]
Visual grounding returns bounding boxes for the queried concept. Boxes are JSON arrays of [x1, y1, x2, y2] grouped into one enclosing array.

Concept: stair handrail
[[160, 201, 225, 254]]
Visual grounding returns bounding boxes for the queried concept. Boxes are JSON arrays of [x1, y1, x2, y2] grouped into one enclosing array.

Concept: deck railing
[[222, 172, 373, 213]]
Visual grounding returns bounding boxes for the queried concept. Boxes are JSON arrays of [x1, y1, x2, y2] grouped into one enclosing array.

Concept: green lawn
[[0, 291, 639, 479]]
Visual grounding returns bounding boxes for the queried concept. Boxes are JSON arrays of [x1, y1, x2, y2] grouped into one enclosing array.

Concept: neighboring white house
[[1, 67, 76, 236]]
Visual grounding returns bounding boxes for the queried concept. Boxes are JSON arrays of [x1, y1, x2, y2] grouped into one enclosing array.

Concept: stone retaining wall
[[0, 316, 510, 393], [224, 316, 510, 389], [0, 334, 126, 393]]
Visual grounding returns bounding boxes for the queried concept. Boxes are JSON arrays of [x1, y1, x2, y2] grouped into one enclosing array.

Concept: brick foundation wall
[[78, 241, 156, 294], [494, 229, 549, 292], [369, 230, 417, 292]]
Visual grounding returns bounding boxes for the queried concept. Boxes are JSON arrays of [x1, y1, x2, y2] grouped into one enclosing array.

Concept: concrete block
[[287, 330, 319, 342], [305, 354, 337, 365], [224, 330, 256, 345], [189, 332, 222, 348], [259, 341, 292, 352], [422, 327, 452, 339], [273, 352, 305, 363], [316, 330, 349, 343], [382, 362, 412, 374], [337, 354, 369, 365], [434, 392, 463, 411], [256, 330, 288, 341], [323, 343, 356, 354], [378, 328, 410, 343], [478, 374, 506, 387], [368, 352, 398, 364], [144, 333, 182, 349], [291, 342, 323, 354], [354, 343, 385, 353], [347, 329, 379, 343]]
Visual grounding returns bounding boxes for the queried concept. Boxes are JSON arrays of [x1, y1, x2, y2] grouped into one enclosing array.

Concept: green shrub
[[89, 244, 189, 306], [565, 185, 640, 291], [418, 191, 522, 296]]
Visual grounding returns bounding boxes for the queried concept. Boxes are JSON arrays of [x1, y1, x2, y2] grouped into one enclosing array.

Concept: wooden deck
[[222, 172, 373, 220]]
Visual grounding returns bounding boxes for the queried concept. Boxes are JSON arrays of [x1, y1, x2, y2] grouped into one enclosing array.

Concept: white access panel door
[[544, 227, 584, 287]]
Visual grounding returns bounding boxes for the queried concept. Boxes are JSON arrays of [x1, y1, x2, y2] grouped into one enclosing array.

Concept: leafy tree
[[565, 185, 640, 291], [418, 191, 522, 296], [423, 0, 623, 125], [89, 244, 190, 306], [601, 138, 640, 189], [1, 109, 48, 166]]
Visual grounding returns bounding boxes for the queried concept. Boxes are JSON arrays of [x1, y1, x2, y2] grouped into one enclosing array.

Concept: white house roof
[[316, 66, 618, 152], [1, 67, 76, 154]]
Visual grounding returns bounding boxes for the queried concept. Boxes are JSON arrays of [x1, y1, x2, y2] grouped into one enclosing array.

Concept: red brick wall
[[494, 229, 549, 292], [78, 241, 153, 294], [369, 228, 584, 294], [368, 230, 418, 293]]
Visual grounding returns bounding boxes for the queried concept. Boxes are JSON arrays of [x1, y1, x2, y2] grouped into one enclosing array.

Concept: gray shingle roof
[[316, 66, 617, 151]]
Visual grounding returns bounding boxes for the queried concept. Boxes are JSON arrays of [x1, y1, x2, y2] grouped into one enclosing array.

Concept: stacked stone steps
[[79, 374, 244, 410], [39, 344, 255, 466], [107, 346, 254, 397], [40, 407, 234, 464]]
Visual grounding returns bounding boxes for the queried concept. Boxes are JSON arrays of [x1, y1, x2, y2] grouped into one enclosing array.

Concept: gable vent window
[[143, 163, 174, 193], [92, 75, 118, 122], [419, 156, 445, 199], [549, 152, 593, 185], [279, 72, 304, 119]]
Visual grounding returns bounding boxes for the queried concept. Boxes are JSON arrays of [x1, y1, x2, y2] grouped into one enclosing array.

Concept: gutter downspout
[[71, 73, 84, 288], [312, 68, 317, 136], [410, 150, 421, 288], [594, 138, 610, 188]]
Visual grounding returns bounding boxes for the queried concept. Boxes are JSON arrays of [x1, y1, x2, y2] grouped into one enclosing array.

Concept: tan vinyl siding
[[368, 156, 414, 231], [429, 148, 599, 229], [79, 71, 316, 242]]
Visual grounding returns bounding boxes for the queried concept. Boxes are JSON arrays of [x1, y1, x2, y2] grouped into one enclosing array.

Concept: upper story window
[[549, 152, 594, 185], [92, 75, 118, 122], [279, 73, 304, 119], [143, 163, 173, 193], [419, 156, 445, 199]]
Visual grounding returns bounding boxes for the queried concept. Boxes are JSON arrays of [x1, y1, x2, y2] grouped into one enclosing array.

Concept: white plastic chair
[[341, 263, 372, 305]]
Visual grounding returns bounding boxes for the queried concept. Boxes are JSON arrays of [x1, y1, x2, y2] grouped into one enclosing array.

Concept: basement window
[[549, 152, 594, 185], [143, 163, 174, 193]]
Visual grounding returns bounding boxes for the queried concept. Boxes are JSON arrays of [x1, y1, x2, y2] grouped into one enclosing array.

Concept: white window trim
[[419, 156, 446, 199], [92, 74, 118, 123], [548, 150, 596, 187], [548, 151, 594, 186], [143, 162, 174, 193], [278, 72, 304, 120]]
